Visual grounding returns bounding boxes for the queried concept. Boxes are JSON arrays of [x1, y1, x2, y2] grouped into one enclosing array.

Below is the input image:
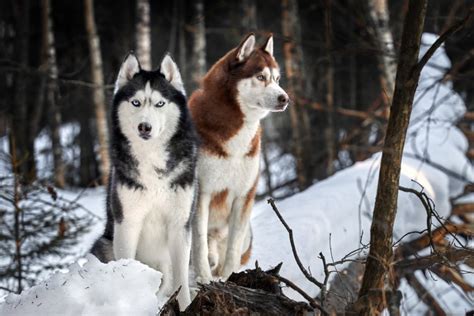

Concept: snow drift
[[0, 256, 162, 316]]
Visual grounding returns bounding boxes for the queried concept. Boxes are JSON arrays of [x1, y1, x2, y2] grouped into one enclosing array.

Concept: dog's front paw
[[195, 275, 212, 285]]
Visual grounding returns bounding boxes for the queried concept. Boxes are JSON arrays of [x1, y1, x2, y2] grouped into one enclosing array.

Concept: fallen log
[[160, 264, 315, 316]]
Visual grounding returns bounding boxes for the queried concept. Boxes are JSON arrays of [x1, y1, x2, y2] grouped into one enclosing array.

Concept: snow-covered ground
[[1, 33, 473, 315], [1, 257, 162, 316]]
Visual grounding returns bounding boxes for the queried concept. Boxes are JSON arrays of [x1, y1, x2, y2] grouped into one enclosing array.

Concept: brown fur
[[240, 240, 252, 265], [246, 127, 262, 157], [243, 176, 259, 218], [189, 34, 277, 158], [209, 189, 229, 211]]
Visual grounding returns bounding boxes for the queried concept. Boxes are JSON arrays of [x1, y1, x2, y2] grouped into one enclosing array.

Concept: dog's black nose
[[278, 94, 289, 105], [138, 122, 152, 134]]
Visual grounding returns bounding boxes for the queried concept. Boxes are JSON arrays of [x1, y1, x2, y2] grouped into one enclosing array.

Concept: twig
[[405, 273, 446, 316], [319, 252, 330, 308], [399, 183, 467, 250], [267, 198, 324, 289], [413, 6, 473, 77], [0, 286, 15, 293], [275, 275, 328, 315], [395, 248, 474, 275]]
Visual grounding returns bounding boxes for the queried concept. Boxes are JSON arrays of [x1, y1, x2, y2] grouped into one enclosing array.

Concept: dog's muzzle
[[272, 94, 290, 112], [138, 122, 152, 140]]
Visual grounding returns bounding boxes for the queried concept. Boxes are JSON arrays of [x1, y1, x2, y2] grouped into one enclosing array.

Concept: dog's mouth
[[271, 103, 289, 112], [139, 134, 151, 140]]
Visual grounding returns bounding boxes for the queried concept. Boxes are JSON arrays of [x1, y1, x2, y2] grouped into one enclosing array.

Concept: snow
[[0, 256, 162, 316], [1, 33, 472, 314]]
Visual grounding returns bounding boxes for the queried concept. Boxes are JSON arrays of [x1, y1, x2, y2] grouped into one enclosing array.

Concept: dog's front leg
[[169, 226, 192, 310], [113, 188, 148, 259], [192, 193, 213, 284], [220, 197, 252, 279], [113, 217, 146, 259]]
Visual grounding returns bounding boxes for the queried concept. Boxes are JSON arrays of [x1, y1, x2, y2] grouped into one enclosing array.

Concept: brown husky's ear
[[262, 34, 274, 57], [115, 53, 141, 93], [236, 33, 256, 62]]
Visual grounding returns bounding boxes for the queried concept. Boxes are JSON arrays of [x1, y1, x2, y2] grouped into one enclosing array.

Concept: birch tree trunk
[[281, 0, 313, 190], [42, 0, 65, 188], [178, 0, 186, 82], [368, 0, 397, 105], [355, 1, 428, 314], [84, 0, 110, 185], [135, 0, 151, 69], [190, 0, 206, 91]]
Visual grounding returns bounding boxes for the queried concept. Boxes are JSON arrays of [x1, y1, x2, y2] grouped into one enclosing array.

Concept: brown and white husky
[[189, 33, 289, 283]]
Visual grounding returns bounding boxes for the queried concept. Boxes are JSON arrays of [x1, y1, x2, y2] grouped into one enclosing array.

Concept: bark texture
[[324, 0, 335, 177], [84, 0, 110, 185], [190, 0, 206, 91], [42, 0, 65, 188], [135, 0, 151, 69], [9, 0, 36, 183], [355, 1, 428, 314], [368, 0, 397, 103], [161, 265, 313, 315]]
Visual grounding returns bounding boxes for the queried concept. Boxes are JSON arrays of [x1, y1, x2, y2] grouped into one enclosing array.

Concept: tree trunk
[[281, 0, 313, 190], [240, 0, 258, 32], [135, 0, 151, 69], [324, 0, 335, 177], [84, 0, 110, 186], [10, 139, 23, 294], [355, 1, 428, 314], [190, 0, 206, 91], [79, 117, 99, 187], [168, 0, 178, 56], [42, 0, 65, 188], [10, 0, 36, 183], [177, 0, 186, 81], [368, 0, 397, 106]]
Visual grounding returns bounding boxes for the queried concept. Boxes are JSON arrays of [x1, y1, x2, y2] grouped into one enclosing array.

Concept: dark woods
[[0, 0, 472, 196]]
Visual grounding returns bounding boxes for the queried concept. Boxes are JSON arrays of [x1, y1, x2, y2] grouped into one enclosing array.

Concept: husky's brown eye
[[276, 76, 280, 83], [256, 74, 265, 81], [131, 99, 141, 107], [155, 100, 166, 107]]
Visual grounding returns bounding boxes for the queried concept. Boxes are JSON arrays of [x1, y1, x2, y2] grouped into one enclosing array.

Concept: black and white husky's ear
[[115, 53, 140, 93], [236, 33, 256, 62], [262, 34, 274, 57], [160, 54, 186, 96]]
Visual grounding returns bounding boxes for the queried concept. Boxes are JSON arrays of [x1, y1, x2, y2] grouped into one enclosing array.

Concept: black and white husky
[[91, 53, 198, 308]]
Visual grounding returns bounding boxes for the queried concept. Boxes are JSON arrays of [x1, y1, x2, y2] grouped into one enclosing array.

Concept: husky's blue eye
[[155, 101, 166, 107], [131, 99, 141, 107], [257, 74, 265, 81]]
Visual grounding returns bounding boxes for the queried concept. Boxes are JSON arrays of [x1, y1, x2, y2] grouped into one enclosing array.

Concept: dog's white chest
[[198, 122, 260, 195]]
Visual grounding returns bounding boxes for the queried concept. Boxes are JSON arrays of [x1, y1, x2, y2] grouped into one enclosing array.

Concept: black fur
[[91, 64, 199, 259]]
